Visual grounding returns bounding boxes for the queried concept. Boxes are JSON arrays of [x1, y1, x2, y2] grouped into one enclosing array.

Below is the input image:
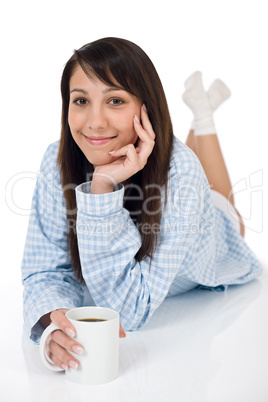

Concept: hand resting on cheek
[[91, 104, 155, 194]]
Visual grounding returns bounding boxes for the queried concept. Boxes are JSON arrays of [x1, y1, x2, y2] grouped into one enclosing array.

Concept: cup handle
[[39, 323, 65, 371]]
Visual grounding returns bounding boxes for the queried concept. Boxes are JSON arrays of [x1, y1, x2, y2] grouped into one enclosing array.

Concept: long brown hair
[[57, 37, 174, 281]]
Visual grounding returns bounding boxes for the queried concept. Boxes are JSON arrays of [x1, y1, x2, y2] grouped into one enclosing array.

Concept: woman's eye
[[74, 98, 88, 106], [109, 99, 124, 106]]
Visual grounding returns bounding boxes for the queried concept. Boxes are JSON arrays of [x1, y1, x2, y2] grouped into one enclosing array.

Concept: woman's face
[[68, 65, 142, 166]]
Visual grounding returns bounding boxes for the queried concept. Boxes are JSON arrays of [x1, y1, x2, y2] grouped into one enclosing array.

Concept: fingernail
[[134, 115, 139, 124], [65, 327, 76, 338], [69, 360, 79, 370], [61, 363, 68, 370], [72, 345, 84, 355], [142, 104, 147, 112], [108, 150, 115, 154]]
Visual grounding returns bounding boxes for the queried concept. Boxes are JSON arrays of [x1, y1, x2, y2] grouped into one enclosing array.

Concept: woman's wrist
[[39, 312, 52, 329], [91, 179, 114, 194]]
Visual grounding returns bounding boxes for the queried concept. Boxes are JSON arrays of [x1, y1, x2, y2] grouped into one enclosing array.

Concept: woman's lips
[[83, 135, 116, 146]]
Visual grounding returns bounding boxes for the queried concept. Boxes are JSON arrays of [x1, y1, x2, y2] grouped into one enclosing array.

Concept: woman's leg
[[194, 134, 234, 205], [186, 130, 234, 203], [183, 72, 245, 236], [185, 129, 234, 203], [193, 133, 245, 237]]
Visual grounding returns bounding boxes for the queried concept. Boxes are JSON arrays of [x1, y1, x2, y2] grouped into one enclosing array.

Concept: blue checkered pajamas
[[21, 137, 262, 343]]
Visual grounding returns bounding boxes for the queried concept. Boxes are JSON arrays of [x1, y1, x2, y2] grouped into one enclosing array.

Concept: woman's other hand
[[43, 309, 126, 370]]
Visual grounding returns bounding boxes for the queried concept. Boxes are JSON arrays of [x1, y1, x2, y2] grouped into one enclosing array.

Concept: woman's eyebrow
[[70, 87, 125, 95], [70, 88, 88, 95], [102, 87, 125, 94]]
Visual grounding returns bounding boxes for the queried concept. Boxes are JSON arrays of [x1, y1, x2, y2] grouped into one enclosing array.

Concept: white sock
[[182, 72, 231, 136], [182, 71, 215, 135], [207, 79, 231, 111]]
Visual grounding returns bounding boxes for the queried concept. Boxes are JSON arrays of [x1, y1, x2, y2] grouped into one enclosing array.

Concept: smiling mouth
[[83, 135, 117, 146]]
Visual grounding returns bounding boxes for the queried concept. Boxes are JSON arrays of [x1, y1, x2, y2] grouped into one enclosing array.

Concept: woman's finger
[[48, 338, 80, 370], [109, 143, 140, 165], [48, 351, 69, 371], [51, 328, 84, 355], [50, 309, 76, 339], [133, 116, 155, 161], [134, 114, 155, 147], [119, 323, 126, 338], [140, 104, 156, 140]]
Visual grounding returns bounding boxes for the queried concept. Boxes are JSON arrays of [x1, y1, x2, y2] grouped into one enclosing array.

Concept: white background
[[0, 0, 267, 400]]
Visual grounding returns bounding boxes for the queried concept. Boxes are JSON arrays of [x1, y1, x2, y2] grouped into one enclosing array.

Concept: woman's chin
[[85, 153, 115, 168]]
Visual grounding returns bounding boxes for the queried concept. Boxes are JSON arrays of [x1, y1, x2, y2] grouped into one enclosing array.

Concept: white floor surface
[[1, 260, 267, 402]]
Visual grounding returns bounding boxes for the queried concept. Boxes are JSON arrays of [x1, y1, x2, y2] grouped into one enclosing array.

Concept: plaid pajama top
[[21, 136, 262, 343]]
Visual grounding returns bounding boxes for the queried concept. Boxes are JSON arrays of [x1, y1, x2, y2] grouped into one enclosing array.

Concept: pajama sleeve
[[21, 143, 84, 343]]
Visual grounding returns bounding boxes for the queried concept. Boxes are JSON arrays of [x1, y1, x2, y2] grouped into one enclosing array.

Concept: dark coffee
[[77, 318, 107, 322]]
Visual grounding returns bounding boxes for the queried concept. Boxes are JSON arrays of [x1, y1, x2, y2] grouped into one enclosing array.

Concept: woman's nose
[[87, 106, 107, 130]]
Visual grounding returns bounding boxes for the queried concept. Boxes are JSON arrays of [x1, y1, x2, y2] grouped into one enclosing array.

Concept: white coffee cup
[[39, 306, 119, 385]]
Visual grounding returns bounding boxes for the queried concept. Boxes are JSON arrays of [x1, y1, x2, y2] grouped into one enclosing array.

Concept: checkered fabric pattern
[[21, 137, 262, 343]]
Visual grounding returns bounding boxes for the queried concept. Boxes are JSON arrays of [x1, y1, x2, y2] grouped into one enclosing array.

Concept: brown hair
[[57, 37, 174, 281]]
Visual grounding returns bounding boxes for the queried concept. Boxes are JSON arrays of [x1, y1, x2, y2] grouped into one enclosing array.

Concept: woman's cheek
[[124, 126, 138, 145], [122, 115, 139, 144], [68, 109, 83, 132], [68, 110, 75, 131]]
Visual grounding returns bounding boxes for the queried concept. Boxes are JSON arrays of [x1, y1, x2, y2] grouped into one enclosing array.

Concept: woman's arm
[[21, 143, 84, 344]]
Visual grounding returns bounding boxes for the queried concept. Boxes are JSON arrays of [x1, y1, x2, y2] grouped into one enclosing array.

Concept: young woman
[[21, 37, 262, 371]]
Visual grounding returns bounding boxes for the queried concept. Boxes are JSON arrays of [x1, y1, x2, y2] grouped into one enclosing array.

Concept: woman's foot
[[182, 72, 231, 135], [182, 71, 216, 135], [207, 79, 231, 111]]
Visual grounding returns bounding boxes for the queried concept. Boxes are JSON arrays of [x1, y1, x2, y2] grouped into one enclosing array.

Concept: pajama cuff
[[75, 181, 124, 216]]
